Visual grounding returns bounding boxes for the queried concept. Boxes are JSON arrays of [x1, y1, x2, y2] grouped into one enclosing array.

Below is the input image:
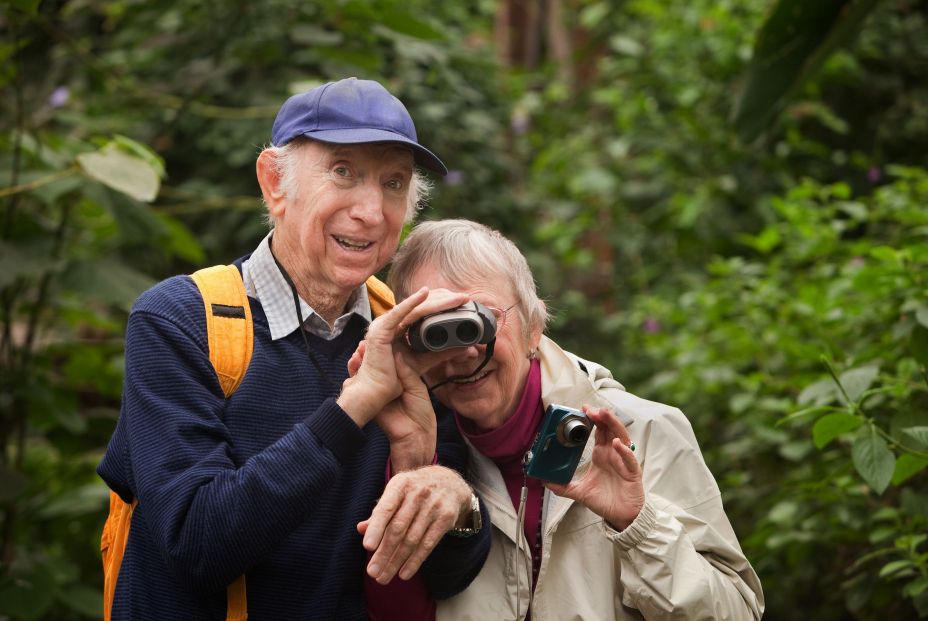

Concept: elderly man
[[97, 78, 489, 620]]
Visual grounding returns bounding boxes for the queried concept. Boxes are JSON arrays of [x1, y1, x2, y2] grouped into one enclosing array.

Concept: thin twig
[[0, 166, 79, 199]]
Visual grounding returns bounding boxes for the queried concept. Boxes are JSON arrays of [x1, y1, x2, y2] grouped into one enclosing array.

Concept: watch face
[[470, 494, 482, 530], [449, 493, 481, 537]]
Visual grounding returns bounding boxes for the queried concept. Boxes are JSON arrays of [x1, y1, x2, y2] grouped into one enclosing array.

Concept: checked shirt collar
[[241, 232, 372, 341]]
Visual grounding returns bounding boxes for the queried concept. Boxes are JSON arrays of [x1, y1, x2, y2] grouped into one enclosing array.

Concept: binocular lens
[[424, 325, 449, 348], [455, 321, 480, 344]]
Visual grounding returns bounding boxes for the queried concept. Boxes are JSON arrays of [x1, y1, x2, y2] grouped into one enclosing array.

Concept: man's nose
[[349, 180, 386, 223]]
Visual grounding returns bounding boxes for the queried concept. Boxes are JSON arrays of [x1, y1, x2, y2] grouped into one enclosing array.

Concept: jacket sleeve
[[418, 402, 492, 599], [603, 408, 764, 620], [97, 280, 369, 592]]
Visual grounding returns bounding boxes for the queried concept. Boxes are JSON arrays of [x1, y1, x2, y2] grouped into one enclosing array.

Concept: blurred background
[[1, 0, 927, 618]]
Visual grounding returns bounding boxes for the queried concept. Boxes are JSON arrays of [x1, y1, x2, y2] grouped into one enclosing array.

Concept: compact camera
[[524, 404, 593, 484], [407, 301, 497, 353]]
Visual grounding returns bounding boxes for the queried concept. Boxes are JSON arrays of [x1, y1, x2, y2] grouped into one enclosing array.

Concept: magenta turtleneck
[[456, 358, 546, 588]]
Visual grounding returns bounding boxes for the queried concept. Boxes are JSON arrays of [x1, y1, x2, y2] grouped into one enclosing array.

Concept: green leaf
[[915, 307, 928, 329], [869, 245, 901, 264], [768, 500, 799, 524], [0, 567, 56, 620], [0, 241, 59, 289], [0, 466, 29, 502], [893, 454, 928, 486], [6, 0, 41, 14], [905, 577, 928, 598], [838, 365, 880, 403], [57, 585, 103, 618], [912, 326, 928, 366], [732, 0, 880, 142], [609, 35, 645, 58], [738, 226, 781, 254], [157, 213, 206, 264], [879, 559, 915, 578], [813, 413, 863, 448], [852, 430, 896, 494], [61, 258, 157, 311], [111, 134, 166, 178], [378, 12, 445, 40], [798, 378, 837, 405], [76, 144, 161, 202], [37, 483, 110, 519], [900, 426, 928, 451]]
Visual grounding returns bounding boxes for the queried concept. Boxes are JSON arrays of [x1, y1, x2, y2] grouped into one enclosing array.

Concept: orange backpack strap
[[365, 275, 395, 317], [190, 264, 252, 619], [191, 265, 254, 399], [101, 491, 137, 621]]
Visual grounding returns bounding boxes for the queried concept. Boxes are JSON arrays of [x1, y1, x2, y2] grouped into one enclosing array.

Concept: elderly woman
[[383, 219, 764, 621]]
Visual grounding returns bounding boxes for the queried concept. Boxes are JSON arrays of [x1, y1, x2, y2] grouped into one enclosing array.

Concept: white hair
[[388, 219, 549, 337], [261, 138, 431, 227]]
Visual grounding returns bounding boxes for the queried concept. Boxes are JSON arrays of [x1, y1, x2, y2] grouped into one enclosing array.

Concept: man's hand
[[545, 405, 645, 531], [356, 466, 473, 584]]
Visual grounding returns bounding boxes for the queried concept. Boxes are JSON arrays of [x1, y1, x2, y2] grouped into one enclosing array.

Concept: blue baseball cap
[[271, 78, 447, 176]]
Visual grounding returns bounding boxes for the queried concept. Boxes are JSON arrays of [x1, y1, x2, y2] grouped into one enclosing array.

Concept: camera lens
[[424, 325, 449, 348], [455, 320, 480, 345], [560, 418, 591, 447]]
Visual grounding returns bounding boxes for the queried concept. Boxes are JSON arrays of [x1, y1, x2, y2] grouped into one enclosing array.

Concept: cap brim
[[301, 128, 448, 176]]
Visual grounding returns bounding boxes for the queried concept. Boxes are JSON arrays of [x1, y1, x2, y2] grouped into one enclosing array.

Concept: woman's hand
[[545, 405, 645, 531], [350, 342, 437, 471], [338, 287, 431, 427]]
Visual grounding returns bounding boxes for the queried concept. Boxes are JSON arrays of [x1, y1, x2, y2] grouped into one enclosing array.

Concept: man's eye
[[385, 178, 404, 190]]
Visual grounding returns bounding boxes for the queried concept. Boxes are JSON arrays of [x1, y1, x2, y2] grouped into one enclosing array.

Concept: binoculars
[[407, 301, 497, 352]]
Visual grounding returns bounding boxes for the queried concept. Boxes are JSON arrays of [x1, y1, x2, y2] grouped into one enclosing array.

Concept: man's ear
[[256, 150, 287, 219]]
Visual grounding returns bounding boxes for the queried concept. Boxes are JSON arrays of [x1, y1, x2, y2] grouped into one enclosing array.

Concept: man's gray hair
[[388, 219, 548, 337], [262, 138, 430, 226]]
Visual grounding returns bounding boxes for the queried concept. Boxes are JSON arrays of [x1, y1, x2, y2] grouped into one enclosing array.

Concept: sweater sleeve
[[601, 408, 764, 620], [98, 279, 368, 592]]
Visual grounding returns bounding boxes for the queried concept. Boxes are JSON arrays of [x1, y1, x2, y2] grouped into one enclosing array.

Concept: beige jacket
[[437, 336, 764, 621]]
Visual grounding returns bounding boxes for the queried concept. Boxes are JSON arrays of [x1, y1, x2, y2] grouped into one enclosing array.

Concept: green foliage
[[2, 0, 928, 619], [619, 170, 928, 618]]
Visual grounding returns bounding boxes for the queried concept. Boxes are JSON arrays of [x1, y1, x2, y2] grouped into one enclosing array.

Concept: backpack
[[100, 264, 395, 621]]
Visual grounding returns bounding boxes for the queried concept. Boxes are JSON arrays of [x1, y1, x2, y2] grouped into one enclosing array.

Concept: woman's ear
[[528, 300, 546, 349], [256, 150, 287, 219]]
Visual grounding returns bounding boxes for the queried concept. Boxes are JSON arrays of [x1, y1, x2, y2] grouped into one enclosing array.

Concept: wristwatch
[[448, 492, 482, 538]]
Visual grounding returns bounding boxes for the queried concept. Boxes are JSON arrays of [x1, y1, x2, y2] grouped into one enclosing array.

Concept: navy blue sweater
[[98, 271, 489, 620]]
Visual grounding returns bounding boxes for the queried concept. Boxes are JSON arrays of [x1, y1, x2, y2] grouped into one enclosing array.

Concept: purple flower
[[866, 166, 881, 184], [643, 318, 661, 334], [444, 170, 464, 186], [48, 86, 70, 109], [510, 113, 530, 135]]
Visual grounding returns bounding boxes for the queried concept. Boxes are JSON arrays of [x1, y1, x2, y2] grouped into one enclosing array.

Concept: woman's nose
[[448, 344, 481, 363]]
